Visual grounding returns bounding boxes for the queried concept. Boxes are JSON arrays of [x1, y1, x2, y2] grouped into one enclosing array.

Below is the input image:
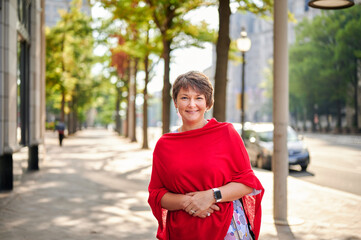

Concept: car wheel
[[301, 164, 308, 171]]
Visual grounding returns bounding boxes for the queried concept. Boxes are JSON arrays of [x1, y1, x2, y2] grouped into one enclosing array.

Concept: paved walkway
[[0, 129, 360, 240]]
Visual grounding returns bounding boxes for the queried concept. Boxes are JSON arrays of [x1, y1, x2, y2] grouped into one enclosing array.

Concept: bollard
[[0, 154, 13, 191]]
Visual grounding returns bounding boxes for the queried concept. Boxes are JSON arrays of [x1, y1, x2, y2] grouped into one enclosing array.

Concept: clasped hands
[[183, 189, 220, 218]]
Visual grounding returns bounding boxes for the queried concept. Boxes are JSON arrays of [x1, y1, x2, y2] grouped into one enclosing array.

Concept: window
[[17, 0, 31, 145]]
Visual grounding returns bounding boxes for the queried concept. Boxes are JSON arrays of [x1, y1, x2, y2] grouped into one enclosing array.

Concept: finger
[[210, 204, 220, 211], [182, 201, 192, 210], [194, 209, 208, 217], [184, 204, 194, 213], [194, 209, 208, 218], [193, 210, 200, 217]]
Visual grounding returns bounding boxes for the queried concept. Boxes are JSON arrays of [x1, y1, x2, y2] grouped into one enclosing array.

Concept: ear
[[173, 100, 178, 109]]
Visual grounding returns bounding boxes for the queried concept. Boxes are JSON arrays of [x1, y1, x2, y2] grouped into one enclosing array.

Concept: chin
[[183, 117, 203, 123]]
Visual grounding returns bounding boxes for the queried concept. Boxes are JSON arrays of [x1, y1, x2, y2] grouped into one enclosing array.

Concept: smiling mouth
[[186, 110, 199, 113]]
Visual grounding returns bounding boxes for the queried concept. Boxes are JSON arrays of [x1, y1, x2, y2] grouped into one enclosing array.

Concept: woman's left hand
[[184, 190, 216, 217]]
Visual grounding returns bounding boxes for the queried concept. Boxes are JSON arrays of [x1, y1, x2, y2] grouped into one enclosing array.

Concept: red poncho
[[148, 118, 264, 240]]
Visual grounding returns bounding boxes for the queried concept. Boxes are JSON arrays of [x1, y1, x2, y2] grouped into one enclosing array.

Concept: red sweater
[[148, 118, 264, 240]]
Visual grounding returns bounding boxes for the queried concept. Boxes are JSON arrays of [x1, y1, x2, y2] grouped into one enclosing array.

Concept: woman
[[148, 71, 264, 240]]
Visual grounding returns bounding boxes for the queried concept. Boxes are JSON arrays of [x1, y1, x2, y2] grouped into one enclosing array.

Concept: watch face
[[214, 189, 222, 200]]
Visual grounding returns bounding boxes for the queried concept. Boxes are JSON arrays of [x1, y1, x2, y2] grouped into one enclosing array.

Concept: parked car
[[232, 123, 310, 171]]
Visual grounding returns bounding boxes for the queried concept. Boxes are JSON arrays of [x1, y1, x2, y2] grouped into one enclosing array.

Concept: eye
[[181, 97, 188, 100]]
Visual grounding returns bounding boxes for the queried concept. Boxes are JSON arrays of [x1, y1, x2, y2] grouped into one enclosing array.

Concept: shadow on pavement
[[0, 129, 157, 240], [289, 168, 315, 178]]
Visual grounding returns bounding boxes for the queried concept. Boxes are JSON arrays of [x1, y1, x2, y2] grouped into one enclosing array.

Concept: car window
[[287, 128, 299, 142]]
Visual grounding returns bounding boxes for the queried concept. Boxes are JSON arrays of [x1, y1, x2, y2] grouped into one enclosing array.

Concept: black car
[[232, 123, 310, 171]]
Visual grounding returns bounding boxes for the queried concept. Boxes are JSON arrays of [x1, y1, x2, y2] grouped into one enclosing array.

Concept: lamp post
[[237, 27, 251, 138], [308, 0, 354, 9]]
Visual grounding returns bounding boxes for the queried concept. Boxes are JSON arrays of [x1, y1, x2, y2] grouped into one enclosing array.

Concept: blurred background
[[0, 0, 360, 238]]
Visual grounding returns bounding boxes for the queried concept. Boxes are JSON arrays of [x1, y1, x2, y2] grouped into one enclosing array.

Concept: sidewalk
[[0, 129, 360, 240]]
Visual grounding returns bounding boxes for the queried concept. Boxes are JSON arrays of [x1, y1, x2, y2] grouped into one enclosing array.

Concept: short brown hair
[[172, 71, 214, 109]]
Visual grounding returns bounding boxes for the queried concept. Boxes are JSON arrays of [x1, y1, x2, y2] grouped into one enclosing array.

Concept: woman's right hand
[[196, 204, 220, 218]]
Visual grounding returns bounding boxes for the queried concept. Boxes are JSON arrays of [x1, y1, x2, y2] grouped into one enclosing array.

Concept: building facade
[[0, 0, 45, 191], [225, 0, 320, 124]]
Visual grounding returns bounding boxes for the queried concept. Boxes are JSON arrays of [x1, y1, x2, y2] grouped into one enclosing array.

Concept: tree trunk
[[162, 39, 172, 134], [294, 109, 298, 131], [115, 82, 121, 135], [131, 59, 138, 142], [61, 89, 65, 122], [73, 94, 78, 133], [326, 112, 331, 132], [67, 99, 74, 135], [128, 59, 135, 140], [303, 108, 307, 131], [143, 29, 150, 149], [336, 99, 342, 132], [143, 55, 149, 149], [213, 0, 230, 122], [354, 58, 359, 130], [125, 61, 131, 138]]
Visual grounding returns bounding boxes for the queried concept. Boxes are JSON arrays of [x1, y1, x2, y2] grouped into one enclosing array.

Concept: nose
[[188, 98, 196, 107]]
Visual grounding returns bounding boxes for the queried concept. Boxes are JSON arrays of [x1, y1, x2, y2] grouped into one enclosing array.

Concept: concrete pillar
[[273, 0, 289, 224], [40, 0, 46, 140], [28, 0, 44, 171], [0, 0, 45, 189], [0, 0, 19, 191], [0, 0, 4, 163]]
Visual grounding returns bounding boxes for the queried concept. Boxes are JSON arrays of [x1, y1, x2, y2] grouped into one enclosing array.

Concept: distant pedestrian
[[55, 121, 65, 146], [148, 71, 264, 240]]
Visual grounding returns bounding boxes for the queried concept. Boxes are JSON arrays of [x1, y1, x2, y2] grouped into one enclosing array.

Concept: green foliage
[[93, 74, 119, 126], [235, 0, 273, 15], [46, 0, 95, 123], [289, 5, 361, 127]]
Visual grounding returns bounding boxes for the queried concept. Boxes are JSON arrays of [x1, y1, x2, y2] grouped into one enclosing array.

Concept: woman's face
[[175, 87, 208, 126]]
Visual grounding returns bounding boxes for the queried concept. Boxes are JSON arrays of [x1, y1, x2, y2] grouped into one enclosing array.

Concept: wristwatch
[[212, 188, 222, 203]]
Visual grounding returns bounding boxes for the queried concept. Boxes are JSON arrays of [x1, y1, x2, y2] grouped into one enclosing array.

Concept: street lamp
[[308, 0, 354, 9], [237, 27, 251, 139]]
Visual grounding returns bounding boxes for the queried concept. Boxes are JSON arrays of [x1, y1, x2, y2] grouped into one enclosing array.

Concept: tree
[[97, 0, 163, 147], [335, 6, 361, 130], [46, 0, 95, 133], [145, 0, 214, 134], [110, 35, 129, 135], [213, 0, 231, 122], [289, 5, 361, 132], [213, 0, 273, 122]]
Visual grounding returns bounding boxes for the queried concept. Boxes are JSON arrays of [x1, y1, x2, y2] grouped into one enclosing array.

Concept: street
[[289, 133, 361, 196]]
